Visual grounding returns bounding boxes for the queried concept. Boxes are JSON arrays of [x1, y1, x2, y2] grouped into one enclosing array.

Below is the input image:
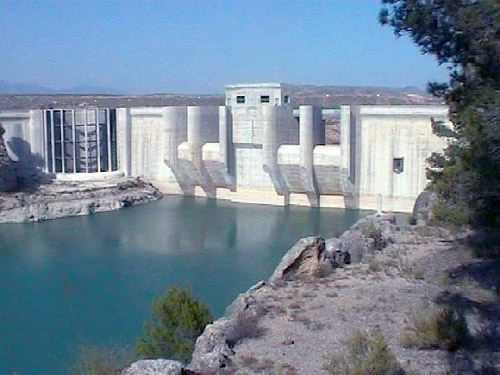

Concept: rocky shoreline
[[124, 212, 500, 375], [0, 177, 162, 223]]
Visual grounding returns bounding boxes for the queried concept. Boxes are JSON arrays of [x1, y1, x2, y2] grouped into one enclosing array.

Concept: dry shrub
[[73, 345, 132, 375], [274, 363, 299, 375], [401, 306, 468, 351], [235, 354, 274, 373], [226, 310, 265, 346], [324, 330, 404, 375], [456, 277, 498, 302], [413, 268, 425, 280], [288, 302, 301, 310], [368, 259, 382, 272], [314, 262, 333, 278], [362, 222, 386, 251]]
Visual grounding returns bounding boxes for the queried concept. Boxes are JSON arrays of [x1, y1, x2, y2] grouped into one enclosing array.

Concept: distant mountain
[[0, 79, 54, 94], [59, 86, 119, 95], [287, 84, 441, 106], [0, 79, 118, 95]]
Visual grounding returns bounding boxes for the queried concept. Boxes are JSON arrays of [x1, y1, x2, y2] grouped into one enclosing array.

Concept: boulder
[[189, 280, 267, 373], [413, 191, 438, 225], [224, 281, 266, 317], [188, 319, 234, 372], [339, 213, 399, 262], [122, 359, 182, 375], [325, 237, 342, 256], [325, 237, 351, 267], [331, 249, 351, 267], [340, 230, 368, 263], [268, 237, 330, 284]]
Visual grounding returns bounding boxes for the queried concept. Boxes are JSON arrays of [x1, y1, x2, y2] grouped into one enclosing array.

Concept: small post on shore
[[377, 194, 382, 215]]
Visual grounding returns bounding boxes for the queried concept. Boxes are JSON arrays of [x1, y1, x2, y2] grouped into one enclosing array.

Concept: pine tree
[[380, 0, 500, 229], [137, 286, 213, 363]]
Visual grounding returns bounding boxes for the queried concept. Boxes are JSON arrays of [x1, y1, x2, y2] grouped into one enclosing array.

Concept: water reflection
[[0, 196, 371, 375]]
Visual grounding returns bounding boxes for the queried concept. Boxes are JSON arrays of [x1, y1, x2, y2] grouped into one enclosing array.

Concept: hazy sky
[[0, 0, 450, 94]]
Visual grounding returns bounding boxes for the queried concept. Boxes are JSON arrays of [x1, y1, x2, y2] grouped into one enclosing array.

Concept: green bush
[[137, 286, 213, 363], [401, 306, 468, 351], [432, 202, 470, 230], [324, 330, 404, 375]]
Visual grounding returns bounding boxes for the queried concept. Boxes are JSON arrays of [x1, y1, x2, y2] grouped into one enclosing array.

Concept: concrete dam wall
[[0, 83, 449, 212]]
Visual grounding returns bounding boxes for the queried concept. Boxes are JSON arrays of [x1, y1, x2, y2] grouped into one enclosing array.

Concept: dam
[[0, 83, 449, 212]]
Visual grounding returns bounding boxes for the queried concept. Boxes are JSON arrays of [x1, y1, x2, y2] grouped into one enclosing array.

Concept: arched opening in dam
[[0, 198, 373, 375]]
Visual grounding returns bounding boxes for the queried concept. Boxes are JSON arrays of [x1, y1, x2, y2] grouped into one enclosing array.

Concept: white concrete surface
[[2, 84, 451, 212]]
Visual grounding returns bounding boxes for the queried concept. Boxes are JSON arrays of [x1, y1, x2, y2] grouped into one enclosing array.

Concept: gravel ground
[[225, 227, 500, 375]]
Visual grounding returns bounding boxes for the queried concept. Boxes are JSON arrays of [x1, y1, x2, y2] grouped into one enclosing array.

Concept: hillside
[[0, 85, 442, 110]]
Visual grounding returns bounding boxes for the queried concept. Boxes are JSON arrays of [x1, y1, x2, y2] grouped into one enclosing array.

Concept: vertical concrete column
[[106, 109, 112, 172], [341, 106, 359, 209], [187, 106, 203, 185], [187, 106, 202, 160], [299, 105, 319, 207], [163, 107, 179, 169], [219, 106, 233, 177], [218, 106, 228, 167], [116, 108, 132, 176], [262, 106, 278, 175], [262, 106, 286, 196], [28, 110, 44, 161], [187, 106, 218, 198], [340, 106, 351, 174], [300, 106, 314, 176]]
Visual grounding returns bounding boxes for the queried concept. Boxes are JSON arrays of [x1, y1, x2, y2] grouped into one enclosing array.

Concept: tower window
[[393, 158, 404, 174], [284, 95, 290, 103], [260, 95, 270, 103], [236, 95, 245, 104]]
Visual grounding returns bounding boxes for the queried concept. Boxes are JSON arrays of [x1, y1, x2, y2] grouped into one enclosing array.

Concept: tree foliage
[[137, 286, 213, 363], [380, 0, 500, 230]]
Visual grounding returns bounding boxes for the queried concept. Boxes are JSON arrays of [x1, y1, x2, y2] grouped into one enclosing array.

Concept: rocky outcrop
[[327, 238, 352, 267], [122, 360, 182, 375], [0, 178, 162, 223], [0, 125, 18, 192], [187, 318, 235, 371], [336, 213, 398, 262], [187, 214, 399, 374], [124, 213, 401, 375], [188, 281, 267, 373], [413, 191, 438, 225], [269, 237, 332, 284]]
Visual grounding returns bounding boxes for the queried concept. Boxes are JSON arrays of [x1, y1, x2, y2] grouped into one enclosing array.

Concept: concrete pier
[[299, 105, 321, 206], [117, 108, 132, 176], [187, 106, 204, 188], [163, 106, 186, 170], [218, 106, 231, 175], [262, 106, 286, 196]]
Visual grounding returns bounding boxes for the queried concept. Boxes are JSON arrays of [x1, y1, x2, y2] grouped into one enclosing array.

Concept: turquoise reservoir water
[[0, 196, 371, 375]]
